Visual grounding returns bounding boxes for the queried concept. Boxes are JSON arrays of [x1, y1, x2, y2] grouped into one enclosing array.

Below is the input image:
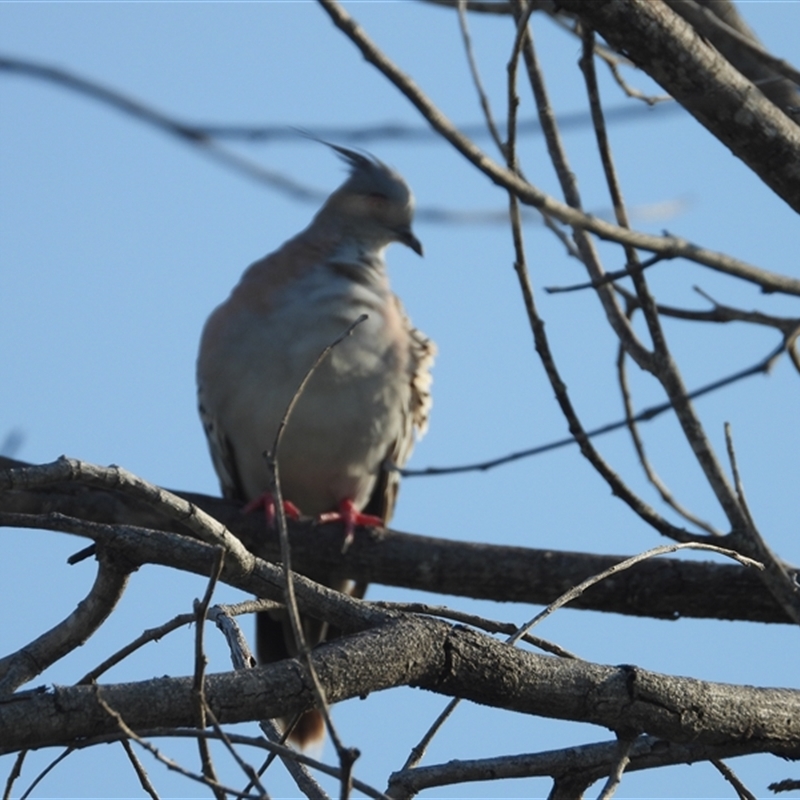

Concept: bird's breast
[[207, 266, 411, 513]]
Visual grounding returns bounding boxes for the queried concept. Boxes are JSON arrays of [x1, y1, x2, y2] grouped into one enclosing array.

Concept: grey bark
[[2, 617, 799, 759], [0, 456, 792, 625], [557, 0, 800, 214]]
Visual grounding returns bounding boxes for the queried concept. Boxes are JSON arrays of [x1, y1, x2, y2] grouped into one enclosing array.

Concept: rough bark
[[557, 0, 800, 213], [1, 456, 791, 624], [2, 616, 799, 758]]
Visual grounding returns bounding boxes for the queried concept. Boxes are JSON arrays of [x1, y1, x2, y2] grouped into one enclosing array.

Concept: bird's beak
[[396, 225, 424, 257]]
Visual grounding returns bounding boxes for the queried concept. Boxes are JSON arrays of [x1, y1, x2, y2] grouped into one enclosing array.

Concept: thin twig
[[0, 53, 680, 144], [253, 719, 330, 800], [545, 9, 672, 105], [2, 751, 26, 800], [205, 607, 329, 800], [401, 698, 461, 772], [18, 749, 73, 800], [96, 691, 264, 799], [711, 758, 758, 800], [0, 55, 324, 201], [585, 23, 754, 536], [265, 315, 368, 793], [540, 211, 584, 261], [206, 605, 328, 800], [79, 600, 279, 685], [120, 738, 162, 800], [615, 304, 720, 536], [720, 425, 800, 625], [617, 284, 800, 337], [678, 0, 800, 89], [192, 549, 226, 799], [419, 0, 514, 13], [621, 283, 800, 373], [723, 423, 757, 531], [314, 0, 800, 298], [204, 704, 270, 799], [509, 542, 763, 644], [456, 0, 506, 155], [596, 734, 635, 799], [188, 107, 681, 144], [75, 727, 387, 800], [602, 55, 673, 105], [544, 253, 663, 294]]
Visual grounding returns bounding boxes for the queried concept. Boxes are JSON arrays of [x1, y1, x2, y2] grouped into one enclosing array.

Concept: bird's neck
[[307, 235, 392, 310], [327, 234, 388, 278]]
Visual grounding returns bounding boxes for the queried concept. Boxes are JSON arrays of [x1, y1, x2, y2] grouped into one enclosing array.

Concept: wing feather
[[364, 297, 435, 524]]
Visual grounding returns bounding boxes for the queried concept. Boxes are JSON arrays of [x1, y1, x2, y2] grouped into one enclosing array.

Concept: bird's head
[[321, 143, 423, 256]]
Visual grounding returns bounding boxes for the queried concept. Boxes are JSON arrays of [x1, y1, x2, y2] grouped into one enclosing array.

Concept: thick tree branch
[[665, 0, 800, 115], [0, 457, 793, 625], [2, 618, 800, 759], [1, 511, 392, 638], [558, 0, 800, 213], [0, 458, 254, 571]]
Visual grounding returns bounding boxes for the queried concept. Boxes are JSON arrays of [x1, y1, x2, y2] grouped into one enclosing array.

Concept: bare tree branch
[[387, 734, 769, 796], [5, 0, 799, 794], [119, 738, 161, 800], [711, 757, 758, 800], [1, 462, 795, 625], [595, 734, 634, 799], [316, 0, 800, 296], [4, 618, 800, 758], [0, 547, 130, 694], [402, 337, 793, 477], [559, 0, 800, 213], [665, 0, 800, 114], [191, 550, 225, 799], [577, 20, 750, 542]]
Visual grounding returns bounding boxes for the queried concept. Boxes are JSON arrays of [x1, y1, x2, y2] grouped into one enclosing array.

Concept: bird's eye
[[367, 192, 388, 207]]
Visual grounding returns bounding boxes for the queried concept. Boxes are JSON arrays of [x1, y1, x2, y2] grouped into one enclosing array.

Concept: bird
[[196, 143, 435, 747]]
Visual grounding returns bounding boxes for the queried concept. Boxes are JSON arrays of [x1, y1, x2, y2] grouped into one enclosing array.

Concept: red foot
[[317, 499, 383, 552], [243, 492, 302, 529]]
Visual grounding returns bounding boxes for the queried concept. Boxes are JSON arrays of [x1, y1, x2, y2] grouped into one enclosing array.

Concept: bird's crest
[[295, 131, 411, 203]]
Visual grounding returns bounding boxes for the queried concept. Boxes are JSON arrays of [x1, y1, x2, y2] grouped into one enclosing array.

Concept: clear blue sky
[[2, 2, 799, 797]]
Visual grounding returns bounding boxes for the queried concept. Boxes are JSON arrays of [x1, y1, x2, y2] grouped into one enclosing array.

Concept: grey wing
[[197, 384, 247, 502], [364, 300, 436, 525]]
